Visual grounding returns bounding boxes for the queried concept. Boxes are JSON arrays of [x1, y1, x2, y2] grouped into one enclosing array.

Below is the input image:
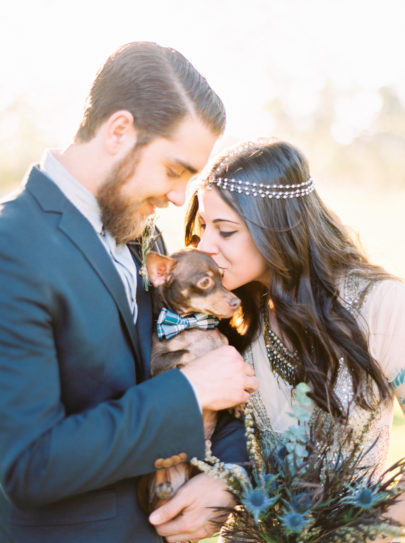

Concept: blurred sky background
[[1, 0, 405, 276]]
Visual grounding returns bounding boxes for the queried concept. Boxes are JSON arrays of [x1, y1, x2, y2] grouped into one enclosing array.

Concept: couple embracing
[[0, 41, 404, 543]]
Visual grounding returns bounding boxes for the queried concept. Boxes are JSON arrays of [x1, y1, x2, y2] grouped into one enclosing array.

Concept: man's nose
[[167, 186, 186, 207]]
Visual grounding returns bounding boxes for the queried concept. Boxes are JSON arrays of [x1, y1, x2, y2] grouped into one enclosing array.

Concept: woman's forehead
[[197, 187, 238, 217]]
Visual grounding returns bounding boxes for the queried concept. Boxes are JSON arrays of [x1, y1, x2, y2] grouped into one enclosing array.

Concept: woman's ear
[[103, 110, 137, 156]]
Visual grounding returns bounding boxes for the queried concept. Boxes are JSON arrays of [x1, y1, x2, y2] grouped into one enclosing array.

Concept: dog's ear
[[145, 252, 177, 287]]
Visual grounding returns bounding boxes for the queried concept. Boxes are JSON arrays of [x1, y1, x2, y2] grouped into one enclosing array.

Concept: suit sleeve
[[210, 410, 248, 464], [0, 233, 205, 508]]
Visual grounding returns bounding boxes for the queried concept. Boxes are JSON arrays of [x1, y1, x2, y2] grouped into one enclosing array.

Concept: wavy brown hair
[[185, 139, 393, 418]]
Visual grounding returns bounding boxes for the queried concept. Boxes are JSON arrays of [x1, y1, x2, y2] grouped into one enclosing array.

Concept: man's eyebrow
[[171, 158, 198, 175]]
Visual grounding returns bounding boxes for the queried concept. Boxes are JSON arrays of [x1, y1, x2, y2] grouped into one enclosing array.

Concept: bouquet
[[192, 383, 405, 542]]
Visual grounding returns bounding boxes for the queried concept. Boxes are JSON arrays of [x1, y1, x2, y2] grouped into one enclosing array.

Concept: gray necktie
[[102, 230, 138, 323]]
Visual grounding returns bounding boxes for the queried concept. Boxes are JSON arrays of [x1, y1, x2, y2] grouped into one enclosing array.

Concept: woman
[[184, 138, 405, 536]]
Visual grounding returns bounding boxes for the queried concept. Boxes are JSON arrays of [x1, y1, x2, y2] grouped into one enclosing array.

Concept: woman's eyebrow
[[213, 218, 240, 225]]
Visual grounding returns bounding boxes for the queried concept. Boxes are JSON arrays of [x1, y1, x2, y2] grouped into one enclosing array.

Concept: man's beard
[[97, 145, 148, 245]]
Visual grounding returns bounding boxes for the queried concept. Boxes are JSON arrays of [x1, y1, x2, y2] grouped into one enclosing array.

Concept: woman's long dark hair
[[185, 139, 393, 418]]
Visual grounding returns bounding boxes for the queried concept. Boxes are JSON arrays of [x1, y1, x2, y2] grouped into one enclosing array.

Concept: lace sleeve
[[363, 279, 405, 414]]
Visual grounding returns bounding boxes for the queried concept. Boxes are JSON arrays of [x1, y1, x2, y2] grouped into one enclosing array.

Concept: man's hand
[[149, 473, 234, 543], [367, 536, 394, 543], [181, 345, 258, 411]]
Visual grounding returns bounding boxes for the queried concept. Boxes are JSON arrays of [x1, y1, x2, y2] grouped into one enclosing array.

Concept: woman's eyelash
[[198, 222, 236, 238], [220, 231, 236, 238]]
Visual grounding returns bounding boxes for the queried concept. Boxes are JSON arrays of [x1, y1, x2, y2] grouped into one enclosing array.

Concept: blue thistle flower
[[242, 487, 279, 524], [279, 508, 310, 533], [290, 492, 312, 513], [342, 485, 387, 510], [355, 488, 375, 508], [264, 473, 278, 491]]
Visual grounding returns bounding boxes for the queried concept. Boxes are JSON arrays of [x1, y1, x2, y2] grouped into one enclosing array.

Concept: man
[[0, 42, 257, 543]]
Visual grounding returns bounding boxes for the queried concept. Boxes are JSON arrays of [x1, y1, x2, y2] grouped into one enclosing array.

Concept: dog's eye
[[197, 276, 213, 289]]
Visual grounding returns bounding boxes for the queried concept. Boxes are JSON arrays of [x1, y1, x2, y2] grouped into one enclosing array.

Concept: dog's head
[[145, 248, 240, 318]]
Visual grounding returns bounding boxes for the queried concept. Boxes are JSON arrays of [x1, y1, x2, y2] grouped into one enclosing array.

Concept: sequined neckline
[[262, 300, 300, 387]]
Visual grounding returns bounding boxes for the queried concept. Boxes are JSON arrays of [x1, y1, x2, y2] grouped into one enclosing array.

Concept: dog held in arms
[[136, 248, 241, 514]]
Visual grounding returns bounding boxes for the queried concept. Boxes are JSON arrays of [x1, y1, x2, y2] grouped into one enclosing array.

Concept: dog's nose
[[229, 297, 241, 310]]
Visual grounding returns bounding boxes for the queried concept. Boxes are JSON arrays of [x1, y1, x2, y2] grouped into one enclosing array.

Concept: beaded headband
[[205, 175, 315, 199]]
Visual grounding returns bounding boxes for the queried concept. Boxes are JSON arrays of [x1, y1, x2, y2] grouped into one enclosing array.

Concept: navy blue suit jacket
[[0, 168, 247, 543]]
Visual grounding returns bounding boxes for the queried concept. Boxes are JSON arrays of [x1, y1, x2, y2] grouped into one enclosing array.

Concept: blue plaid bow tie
[[156, 307, 219, 341]]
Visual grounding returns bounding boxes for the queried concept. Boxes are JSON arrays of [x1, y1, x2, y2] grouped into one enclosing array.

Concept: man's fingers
[[158, 516, 213, 542], [165, 528, 208, 543], [151, 474, 232, 541], [245, 375, 259, 393], [154, 519, 188, 539], [153, 517, 206, 540], [149, 496, 183, 526]]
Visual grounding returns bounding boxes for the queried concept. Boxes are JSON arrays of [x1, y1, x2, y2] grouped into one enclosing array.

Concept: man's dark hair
[[75, 41, 226, 143]]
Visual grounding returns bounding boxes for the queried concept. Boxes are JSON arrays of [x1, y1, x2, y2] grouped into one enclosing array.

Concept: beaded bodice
[[245, 272, 394, 479], [262, 303, 300, 387]]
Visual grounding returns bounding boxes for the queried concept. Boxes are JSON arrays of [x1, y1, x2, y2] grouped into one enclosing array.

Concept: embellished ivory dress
[[244, 273, 405, 479]]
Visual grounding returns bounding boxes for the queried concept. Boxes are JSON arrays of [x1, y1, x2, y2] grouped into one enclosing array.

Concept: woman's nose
[[197, 232, 217, 254]]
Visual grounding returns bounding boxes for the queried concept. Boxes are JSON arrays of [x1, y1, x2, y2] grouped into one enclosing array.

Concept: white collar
[[40, 149, 103, 236]]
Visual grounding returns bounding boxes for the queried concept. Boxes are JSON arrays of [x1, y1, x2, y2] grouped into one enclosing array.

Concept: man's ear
[[145, 252, 177, 287], [103, 110, 137, 156]]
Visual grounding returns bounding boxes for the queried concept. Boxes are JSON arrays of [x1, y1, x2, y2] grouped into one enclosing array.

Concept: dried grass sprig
[[137, 215, 161, 291]]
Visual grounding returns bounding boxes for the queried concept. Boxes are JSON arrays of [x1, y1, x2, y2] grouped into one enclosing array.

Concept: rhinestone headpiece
[[206, 175, 315, 199]]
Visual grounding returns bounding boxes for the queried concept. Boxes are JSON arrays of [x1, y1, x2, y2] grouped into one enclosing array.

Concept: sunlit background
[[1, 0, 404, 480], [1, 0, 405, 274]]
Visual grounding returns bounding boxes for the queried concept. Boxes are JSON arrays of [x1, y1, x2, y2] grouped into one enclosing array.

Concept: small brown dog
[[136, 248, 241, 514]]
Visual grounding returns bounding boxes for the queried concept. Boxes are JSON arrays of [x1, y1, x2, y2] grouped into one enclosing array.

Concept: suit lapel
[[127, 231, 168, 379], [26, 168, 144, 376]]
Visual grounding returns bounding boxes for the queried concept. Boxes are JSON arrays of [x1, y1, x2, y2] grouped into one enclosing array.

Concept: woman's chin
[[222, 278, 239, 291]]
